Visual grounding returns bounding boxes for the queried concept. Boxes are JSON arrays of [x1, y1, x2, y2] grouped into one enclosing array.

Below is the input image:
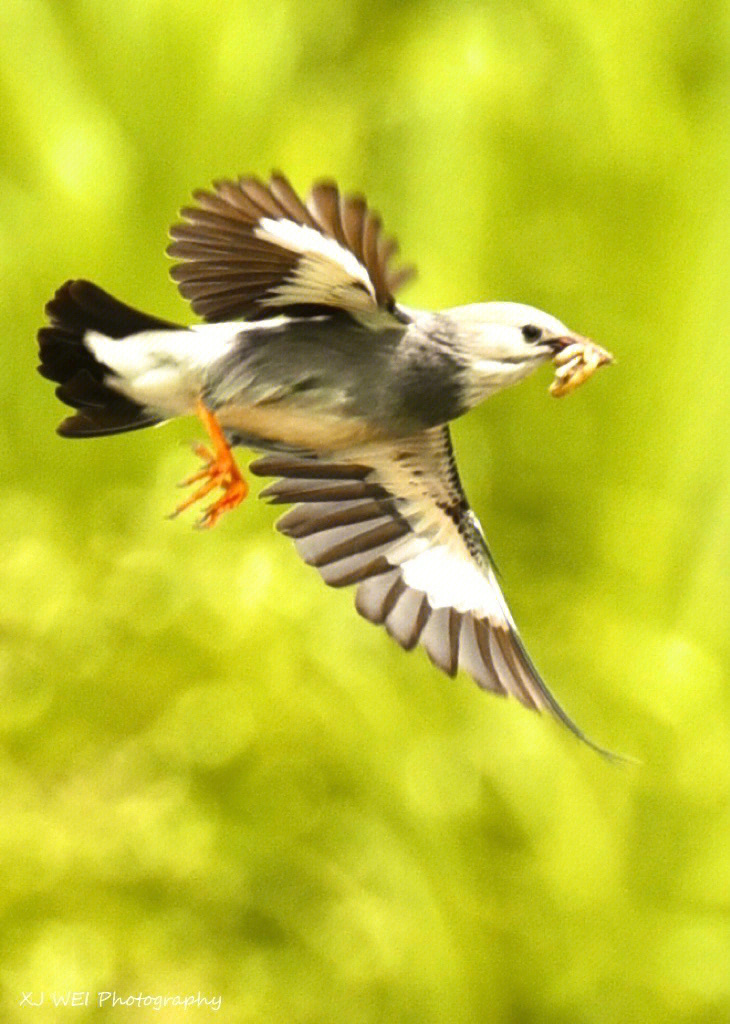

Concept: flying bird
[[37, 173, 614, 754]]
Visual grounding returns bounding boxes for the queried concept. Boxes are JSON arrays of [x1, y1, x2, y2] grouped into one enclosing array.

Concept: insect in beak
[[548, 335, 614, 397]]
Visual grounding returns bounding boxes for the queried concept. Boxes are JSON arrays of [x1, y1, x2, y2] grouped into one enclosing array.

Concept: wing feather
[[384, 589, 431, 650], [169, 173, 414, 321], [308, 181, 346, 245], [268, 172, 319, 227], [355, 569, 405, 624], [250, 428, 618, 757], [340, 194, 367, 262]]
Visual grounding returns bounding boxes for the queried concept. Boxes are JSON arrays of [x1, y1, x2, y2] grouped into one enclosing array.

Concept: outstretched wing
[[249, 427, 615, 757], [168, 173, 415, 322]]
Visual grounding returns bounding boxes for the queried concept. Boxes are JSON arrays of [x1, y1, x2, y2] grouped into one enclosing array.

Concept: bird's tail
[[37, 280, 182, 437]]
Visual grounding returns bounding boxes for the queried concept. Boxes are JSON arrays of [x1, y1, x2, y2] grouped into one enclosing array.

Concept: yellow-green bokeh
[[1, 0, 729, 1020]]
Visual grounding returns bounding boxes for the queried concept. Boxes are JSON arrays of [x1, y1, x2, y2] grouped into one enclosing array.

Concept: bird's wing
[[168, 174, 415, 322], [249, 427, 614, 757]]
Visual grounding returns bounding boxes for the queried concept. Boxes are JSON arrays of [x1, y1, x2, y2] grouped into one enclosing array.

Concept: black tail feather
[[38, 280, 181, 438]]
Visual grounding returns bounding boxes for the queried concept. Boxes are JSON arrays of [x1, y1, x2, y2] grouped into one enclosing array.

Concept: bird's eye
[[522, 324, 543, 341]]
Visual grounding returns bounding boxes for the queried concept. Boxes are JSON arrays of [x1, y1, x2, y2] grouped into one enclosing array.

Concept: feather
[[248, 428, 616, 757], [168, 174, 413, 320]]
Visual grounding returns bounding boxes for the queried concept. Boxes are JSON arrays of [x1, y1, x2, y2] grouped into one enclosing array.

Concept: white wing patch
[[396, 544, 505, 619], [254, 217, 377, 311]]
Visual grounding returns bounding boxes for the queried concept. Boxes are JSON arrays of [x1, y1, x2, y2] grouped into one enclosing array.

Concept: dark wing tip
[[505, 627, 632, 763]]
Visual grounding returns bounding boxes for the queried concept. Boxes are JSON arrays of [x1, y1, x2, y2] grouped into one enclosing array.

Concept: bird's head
[[442, 301, 611, 404]]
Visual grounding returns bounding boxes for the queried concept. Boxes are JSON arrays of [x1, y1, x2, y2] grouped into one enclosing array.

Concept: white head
[[447, 301, 573, 355], [442, 301, 587, 406]]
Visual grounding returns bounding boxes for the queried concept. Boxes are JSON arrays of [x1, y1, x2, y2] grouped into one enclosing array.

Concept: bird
[[37, 172, 615, 755]]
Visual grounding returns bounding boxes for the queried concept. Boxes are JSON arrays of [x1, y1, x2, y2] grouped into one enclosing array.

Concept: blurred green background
[[1, 0, 729, 1020]]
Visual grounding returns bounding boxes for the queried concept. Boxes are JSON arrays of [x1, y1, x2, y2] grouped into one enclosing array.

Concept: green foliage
[[1, 0, 729, 1020]]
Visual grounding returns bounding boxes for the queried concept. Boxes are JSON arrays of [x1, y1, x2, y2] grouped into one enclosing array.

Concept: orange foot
[[170, 399, 248, 528]]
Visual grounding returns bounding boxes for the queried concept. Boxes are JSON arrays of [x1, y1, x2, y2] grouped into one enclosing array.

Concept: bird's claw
[[169, 403, 248, 527]]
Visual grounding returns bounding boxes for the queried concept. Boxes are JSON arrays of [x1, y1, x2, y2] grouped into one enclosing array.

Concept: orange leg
[[170, 399, 248, 528]]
